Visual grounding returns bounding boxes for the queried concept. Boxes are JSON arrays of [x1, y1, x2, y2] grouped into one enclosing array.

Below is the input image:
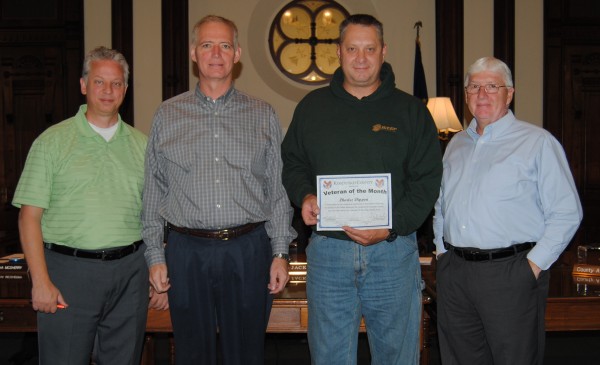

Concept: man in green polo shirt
[[12, 46, 166, 365]]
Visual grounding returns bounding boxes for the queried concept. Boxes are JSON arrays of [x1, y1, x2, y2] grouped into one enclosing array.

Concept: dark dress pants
[[436, 249, 549, 365], [166, 225, 272, 365], [37, 247, 149, 365]]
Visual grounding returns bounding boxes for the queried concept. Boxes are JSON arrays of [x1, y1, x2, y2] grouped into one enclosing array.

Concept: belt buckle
[[217, 230, 231, 240], [101, 249, 118, 260], [465, 250, 477, 260]]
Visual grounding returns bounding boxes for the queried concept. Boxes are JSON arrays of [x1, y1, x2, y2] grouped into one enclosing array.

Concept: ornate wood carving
[[545, 0, 600, 245], [0, 0, 83, 251]]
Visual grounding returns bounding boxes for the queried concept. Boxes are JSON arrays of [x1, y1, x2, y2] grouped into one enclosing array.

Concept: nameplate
[[572, 263, 600, 277], [573, 275, 600, 286]]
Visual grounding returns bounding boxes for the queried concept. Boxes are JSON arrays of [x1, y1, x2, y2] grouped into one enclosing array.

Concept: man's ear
[[506, 87, 515, 106], [234, 46, 242, 64], [80, 78, 87, 95], [190, 45, 197, 63]]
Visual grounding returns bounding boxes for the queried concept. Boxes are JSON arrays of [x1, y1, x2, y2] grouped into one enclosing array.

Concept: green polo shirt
[[13, 105, 147, 250]]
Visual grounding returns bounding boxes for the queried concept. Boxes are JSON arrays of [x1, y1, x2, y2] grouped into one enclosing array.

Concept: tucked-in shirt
[[142, 85, 296, 267], [12, 105, 147, 249], [433, 110, 582, 270]]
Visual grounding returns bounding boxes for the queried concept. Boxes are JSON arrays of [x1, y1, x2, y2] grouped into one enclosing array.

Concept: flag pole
[[412, 21, 428, 104], [414, 21, 422, 41]]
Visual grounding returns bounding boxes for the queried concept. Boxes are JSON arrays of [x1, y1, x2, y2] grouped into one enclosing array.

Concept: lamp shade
[[426, 97, 463, 133]]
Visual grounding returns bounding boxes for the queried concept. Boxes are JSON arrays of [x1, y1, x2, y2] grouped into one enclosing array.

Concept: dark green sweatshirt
[[282, 62, 442, 240]]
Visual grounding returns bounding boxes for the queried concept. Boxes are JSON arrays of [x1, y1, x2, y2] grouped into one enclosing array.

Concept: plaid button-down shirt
[[142, 85, 296, 266]]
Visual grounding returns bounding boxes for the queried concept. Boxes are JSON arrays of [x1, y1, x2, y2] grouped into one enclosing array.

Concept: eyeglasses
[[465, 84, 510, 94]]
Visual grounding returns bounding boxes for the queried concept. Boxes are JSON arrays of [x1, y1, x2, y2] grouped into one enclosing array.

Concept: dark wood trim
[[494, 0, 515, 111], [111, 0, 134, 125], [162, 0, 189, 100], [493, 0, 515, 70], [65, 0, 86, 115], [435, 0, 464, 123]]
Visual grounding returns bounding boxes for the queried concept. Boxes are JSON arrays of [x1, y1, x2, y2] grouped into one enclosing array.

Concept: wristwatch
[[272, 253, 291, 262], [385, 229, 398, 242]]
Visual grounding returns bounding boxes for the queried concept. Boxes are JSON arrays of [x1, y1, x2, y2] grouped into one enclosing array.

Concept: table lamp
[[426, 97, 463, 140]]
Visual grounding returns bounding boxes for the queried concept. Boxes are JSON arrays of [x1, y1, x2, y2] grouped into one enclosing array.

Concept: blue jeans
[[306, 233, 422, 365]]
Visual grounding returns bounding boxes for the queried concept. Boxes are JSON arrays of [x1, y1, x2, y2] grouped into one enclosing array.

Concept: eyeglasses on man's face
[[465, 83, 510, 94]]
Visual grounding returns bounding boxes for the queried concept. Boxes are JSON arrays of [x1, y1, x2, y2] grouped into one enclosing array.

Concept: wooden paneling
[[544, 0, 600, 246], [494, 0, 515, 111], [112, 0, 134, 125], [435, 0, 464, 122], [0, 0, 84, 252], [494, 0, 515, 74], [162, 0, 189, 100]]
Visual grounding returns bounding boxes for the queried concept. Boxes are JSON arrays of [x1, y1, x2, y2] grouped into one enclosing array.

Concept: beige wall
[[132, 0, 163, 135], [84, 0, 543, 134], [83, 0, 111, 54], [515, 0, 543, 126]]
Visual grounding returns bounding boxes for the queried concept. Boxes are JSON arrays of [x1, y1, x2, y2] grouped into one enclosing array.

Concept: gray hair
[[191, 15, 239, 49], [465, 57, 513, 87], [339, 14, 384, 46], [81, 46, 129, 86]]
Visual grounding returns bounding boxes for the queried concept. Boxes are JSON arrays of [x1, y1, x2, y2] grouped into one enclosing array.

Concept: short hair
[[191, 15, 239, 49], [465, 57, 514, 88], [81, 46, 129, 86], [339, 14, 384, 45]]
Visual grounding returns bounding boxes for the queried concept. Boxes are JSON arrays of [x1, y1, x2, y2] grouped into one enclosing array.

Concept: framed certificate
[[316, 173, 392, 231]]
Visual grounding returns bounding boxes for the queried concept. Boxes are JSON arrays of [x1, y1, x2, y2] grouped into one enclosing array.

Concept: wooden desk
[[0, 279, 432, 365], [420, 252, 600, 332], [144, 282, 432, 365], [3, 252, 600, 363]]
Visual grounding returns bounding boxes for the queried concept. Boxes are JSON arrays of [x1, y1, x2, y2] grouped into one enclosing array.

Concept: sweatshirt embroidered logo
[[372, 124, 397, 133]]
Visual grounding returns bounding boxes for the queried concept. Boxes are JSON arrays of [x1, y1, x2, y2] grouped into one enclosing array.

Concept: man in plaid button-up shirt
[[142, 15, 296, 365]]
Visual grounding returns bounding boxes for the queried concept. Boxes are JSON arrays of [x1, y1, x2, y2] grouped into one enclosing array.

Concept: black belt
[[43, 241, 143, 261], [167, 222, 264, 241], [444, 241, 536, 261]]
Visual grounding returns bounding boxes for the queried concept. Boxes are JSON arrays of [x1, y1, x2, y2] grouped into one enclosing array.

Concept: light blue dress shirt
[[433, 110, 582, 270]]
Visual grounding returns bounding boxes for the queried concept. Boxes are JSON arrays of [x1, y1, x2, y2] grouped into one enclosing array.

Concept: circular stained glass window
[[269, 0, 349, 85]]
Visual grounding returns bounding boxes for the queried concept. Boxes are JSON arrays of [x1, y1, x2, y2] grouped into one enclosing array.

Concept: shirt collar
[[75, 104, 128, 139], [467, 110, 515, 141], [194, 83, 236, 106]]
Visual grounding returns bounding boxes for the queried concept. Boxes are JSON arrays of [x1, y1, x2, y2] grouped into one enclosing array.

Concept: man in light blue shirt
[[433, 56, 582, 365]]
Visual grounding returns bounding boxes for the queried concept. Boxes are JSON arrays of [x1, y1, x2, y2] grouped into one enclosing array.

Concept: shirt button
[[215, 179, 220, 184], [461, 225, 466, 229], [214, 134, 219, 138], [216, 204, 221, 209], [215, 157, 219, 162], [214, 112, 218, 116]]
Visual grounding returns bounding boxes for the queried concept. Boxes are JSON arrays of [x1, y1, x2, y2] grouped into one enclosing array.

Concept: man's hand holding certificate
[[316, 174, 392, 231]]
